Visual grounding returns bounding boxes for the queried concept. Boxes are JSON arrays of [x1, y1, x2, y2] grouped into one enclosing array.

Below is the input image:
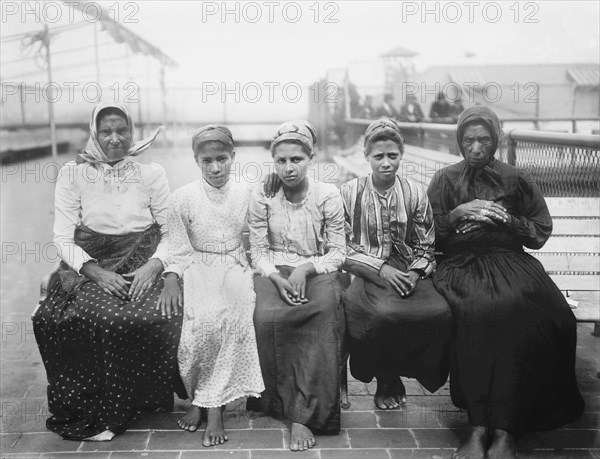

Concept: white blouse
[[53, 156, 170, 273]]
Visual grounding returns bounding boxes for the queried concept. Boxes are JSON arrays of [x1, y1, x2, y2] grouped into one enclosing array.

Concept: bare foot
[[289, 422, 316, 451], [487, 429, 516, 459], [374, 374, 406, 409], [202, 406, 228, 447], [452, 425, 488, 459], [177, 405, 202, 432]]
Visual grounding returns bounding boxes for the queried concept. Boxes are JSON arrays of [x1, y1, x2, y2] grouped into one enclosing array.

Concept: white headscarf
[[78, 101, 163, 164]]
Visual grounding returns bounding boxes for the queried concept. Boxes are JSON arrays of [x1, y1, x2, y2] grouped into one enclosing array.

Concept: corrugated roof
[[567, 68, 600, 87], [449, 70, 485, 86]]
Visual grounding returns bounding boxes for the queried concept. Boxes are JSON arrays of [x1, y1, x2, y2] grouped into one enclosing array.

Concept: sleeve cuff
[[162, 264, 183, 279]]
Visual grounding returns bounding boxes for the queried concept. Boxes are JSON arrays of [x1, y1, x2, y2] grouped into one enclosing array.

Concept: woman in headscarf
[[32, 102, 183, 441], [427, 106, 584, 459], [341, 118, 451, 410], [247, 120, 347, 452]]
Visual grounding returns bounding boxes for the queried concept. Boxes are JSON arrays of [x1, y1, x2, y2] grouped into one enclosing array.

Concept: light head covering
[[270, 120, 317, 154], [192, 124, 234, 152], [456, 105, 503, 158], [78, 101, 163, 164], [364, 117, 405, 151]]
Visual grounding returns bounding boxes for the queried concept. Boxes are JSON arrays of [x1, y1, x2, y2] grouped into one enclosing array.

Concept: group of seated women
[[32, 102, 584, 458]]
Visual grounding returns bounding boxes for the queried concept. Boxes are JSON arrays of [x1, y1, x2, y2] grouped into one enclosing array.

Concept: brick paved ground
[[2, 151, 599, 458]]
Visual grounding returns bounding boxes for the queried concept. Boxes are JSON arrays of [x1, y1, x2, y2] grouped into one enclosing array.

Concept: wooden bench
[[333, 150, 600, 326]]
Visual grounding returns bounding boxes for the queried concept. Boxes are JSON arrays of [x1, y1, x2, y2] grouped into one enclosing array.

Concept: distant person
[[33, 102, 183, 441], [399, 95, 425, 122], [450, 96, 465, 122], [429, 91, 454, 124], [376, 93, 399, 119], [358, 95, 375, 119]]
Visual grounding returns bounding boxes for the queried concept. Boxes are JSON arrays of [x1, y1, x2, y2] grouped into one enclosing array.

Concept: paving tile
[[410, 428, 468, 448], [251, 448, 319, 458], [517, 451, 595, 459], [341, 411, 378, 428], [0, 433, 22, 453], [388, 448, 456, 458], [519, 429, 600, 449], [348, 382, 369, 396], [110, 452, 180, 458], [250, 414, 288, 430], [128, 412, 183, 430], [39, 453, 110, 458], [149, 429, 283, 450], [181, 451, 250, 459], [8, 432, 81, 454], [348, 429, 416, 448], [1, 454, 41, 459], [376, 409, 442, 429], [0, 410, 49, 433], [321, 448, 391, 458], [283, 430, 350, 449], [80, 432, 149, 452], [564, 412, 600, 429], [430, 409, 469, 429]]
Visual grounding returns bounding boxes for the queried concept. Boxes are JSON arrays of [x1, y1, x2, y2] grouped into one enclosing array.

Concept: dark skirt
[[32, 225, 183, 440], [433, 247, 584, 435], [249, 267, 345, 434], [344, 263, 451, 393]]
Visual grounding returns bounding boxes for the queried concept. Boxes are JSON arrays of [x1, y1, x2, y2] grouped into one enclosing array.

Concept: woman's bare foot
[[177, 405, 202, 432], [203, 406, 228, 447], [487, 429, 516, 459], [289, 422, 316, 451], [452, 425, 488, 459], [374, 374, 406, 409]]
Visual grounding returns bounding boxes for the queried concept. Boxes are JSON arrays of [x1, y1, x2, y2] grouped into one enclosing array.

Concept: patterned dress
[[165, 179, 264, 407]]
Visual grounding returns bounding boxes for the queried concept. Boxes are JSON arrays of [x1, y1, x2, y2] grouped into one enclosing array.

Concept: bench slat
[[545, 198, 600, 218], [567, 291, 600, 322], [530, 253, 600, 273], [550, 274, 600, 291], [532, 237, 600, 254], [552, 218, 600, 236]]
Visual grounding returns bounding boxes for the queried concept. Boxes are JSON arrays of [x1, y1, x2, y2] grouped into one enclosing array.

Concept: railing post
[[419, 124, 424, 148], [506, 130, 517, 166]]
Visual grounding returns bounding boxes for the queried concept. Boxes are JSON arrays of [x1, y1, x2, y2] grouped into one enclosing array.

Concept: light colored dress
[[165, 179, 264, 408]]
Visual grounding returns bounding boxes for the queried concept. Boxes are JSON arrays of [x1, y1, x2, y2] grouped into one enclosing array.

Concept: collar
[[368, 173, 397, 198]]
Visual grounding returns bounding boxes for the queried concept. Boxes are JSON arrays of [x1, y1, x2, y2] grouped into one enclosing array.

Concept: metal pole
[[44, 24, 57, 160], [94, 22, 100, 83]]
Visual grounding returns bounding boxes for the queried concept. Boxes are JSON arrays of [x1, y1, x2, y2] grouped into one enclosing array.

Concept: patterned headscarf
[[452, 105, 505, 207], [192, 124, 234, 152], [78, 101, 163, 164], [270, 120, 317, 154], [364, 117, 405, 150]]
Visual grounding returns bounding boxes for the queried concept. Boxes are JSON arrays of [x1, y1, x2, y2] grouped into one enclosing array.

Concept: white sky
[[1, 1, 599, 121]]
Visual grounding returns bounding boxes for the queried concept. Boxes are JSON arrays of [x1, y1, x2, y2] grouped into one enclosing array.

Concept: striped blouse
[[340, 174, 436, 277]]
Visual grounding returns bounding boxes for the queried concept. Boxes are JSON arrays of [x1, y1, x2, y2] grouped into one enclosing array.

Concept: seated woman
[[247, 120, 347, 452], [341, 118, 451, 410], [32, 102, 183, 441], [427, 106, 584, 459], [158, 125, 264, 446]]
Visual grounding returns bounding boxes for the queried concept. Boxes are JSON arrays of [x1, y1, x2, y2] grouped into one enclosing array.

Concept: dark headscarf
[[452, 105, 505, 207]]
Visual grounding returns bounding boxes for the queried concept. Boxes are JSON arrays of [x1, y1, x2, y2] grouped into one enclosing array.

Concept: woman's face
[[461, 123, 494, 168], [365, 139, 402, 182], [195, 141, 235, 188], [273, 143, 312, 189], [97, 114, 132, 161]]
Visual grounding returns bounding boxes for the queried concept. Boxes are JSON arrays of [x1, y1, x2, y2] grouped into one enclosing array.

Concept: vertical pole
[[19, 85, 26, 125], [534, 83, 540, 130], [93, 22, 100, 84], [44, 24, 57, 160]]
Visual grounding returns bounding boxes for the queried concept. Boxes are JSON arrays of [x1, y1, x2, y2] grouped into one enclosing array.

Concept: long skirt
[[178, 254, 264, 407], [344, 259, 451, 393], [433, 247, 584, 434], [249, 268, 345, 434], [32, 225, 183, 440]]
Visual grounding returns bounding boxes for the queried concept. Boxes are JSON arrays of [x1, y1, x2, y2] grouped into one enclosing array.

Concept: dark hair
[[193, 140, 234, 161], [271, 139, 312, 157], [365, 129, 404, 155], [96, 107, 128, 131]]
